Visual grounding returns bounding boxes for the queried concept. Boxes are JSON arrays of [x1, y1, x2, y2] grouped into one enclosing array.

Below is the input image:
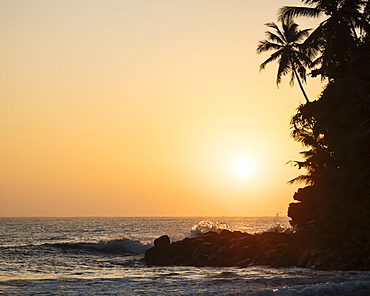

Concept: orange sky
[[0, 0, 323, 217]]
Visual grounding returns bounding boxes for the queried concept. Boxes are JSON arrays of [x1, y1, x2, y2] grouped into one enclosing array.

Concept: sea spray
[[189, 220, 231, 238], [189, 219, 292, 238]]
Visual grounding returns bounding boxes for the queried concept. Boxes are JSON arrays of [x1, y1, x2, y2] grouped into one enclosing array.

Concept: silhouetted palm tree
[[257, 18, 312, 103], [278, 0, 369, 79]]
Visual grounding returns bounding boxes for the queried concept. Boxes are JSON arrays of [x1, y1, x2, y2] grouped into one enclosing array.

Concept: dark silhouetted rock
[[154, 235, 170, 247], [144, 222, 370, 271], [288, 186, 319, 229]]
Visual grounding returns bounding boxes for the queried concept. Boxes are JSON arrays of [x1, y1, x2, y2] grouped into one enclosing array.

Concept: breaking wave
[[189, 219, 293, 238], [49, 236, 153, 255], [263, 223, 294, 234], [189, 220, 231, 238]]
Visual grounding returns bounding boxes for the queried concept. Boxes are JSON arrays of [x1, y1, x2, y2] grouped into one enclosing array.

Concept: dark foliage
[[282, 1, 370, 248]]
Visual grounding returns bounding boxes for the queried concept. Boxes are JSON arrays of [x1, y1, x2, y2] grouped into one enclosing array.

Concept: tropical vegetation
[[258, 0, 370, 244]]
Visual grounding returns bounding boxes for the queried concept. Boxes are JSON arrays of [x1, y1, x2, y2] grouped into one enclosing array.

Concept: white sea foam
[[189, 220, 231, 238], [189, 219, 293, 237], [263, 223, 294, 234]]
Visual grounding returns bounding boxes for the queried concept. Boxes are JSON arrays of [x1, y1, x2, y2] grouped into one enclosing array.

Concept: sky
[[0, 0, 324, 217]]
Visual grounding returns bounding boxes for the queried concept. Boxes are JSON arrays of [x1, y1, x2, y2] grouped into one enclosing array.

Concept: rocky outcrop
[[145, 186, 370, 271], [145, 229, 370, 270], [288, 186, 320, 228], [285, 182, 370, 271]]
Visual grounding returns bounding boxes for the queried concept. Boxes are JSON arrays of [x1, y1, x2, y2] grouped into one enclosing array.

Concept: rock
[[194, 254, 209, 267], [293, 186, 317, 202], [236, 258, 252, 267], [297, 253, 311, 267], [311, 255, 334, 270], [220, 229, 237, 238], [192, 242, 211, 257], [272, 256, 294, 268], [201, 231, 221, 244], [235, 246, 255, 262], [154, 235, 170, 248], [288, 202, 312, 227], [207, 254, 222, 266], [288, 186, 319, 228], [239, 234, 258, 248], [221, 257, 238, 267], [217, 245, 235, 258], [145, 246, 169, 266], [144, 224, 370, 270]]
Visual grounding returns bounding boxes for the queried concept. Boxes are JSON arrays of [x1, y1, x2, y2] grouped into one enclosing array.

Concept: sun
[[232, 158, 255, 178]]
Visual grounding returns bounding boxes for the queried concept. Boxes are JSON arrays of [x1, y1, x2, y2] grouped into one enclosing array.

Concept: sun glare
[[232, 158, 256, 178]]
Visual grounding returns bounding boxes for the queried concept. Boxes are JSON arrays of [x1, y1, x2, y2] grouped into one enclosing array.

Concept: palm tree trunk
[[292, 65, 310, 103]]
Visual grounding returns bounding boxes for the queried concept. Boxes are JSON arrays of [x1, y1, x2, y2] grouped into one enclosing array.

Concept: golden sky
[[0, 0, 323, 217]]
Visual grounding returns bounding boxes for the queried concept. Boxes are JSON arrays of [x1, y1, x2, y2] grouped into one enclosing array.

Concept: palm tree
[[278, 0, 369, 79], [257, 18, 312, 103]]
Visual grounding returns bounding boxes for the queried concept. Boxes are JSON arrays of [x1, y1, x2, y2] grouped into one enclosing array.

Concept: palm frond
[[295, 28, 312, 43], [256, 40, 282, 53], [289, 71, 295, 87], [297, 63, 308, 82], [264, 31, 285, 45], [295, 50, 313, 67], [259, 52, 281, 71], [303, 45, 322, 62], [278, 6, 324, 21], [276, 55, 291, 85], [287, 174, 314, 185], [303, 21, 326, 47], [264, 22, 287, 43]]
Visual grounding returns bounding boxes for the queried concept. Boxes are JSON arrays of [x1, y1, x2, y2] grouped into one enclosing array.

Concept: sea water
[[0, 217, 369, 295]]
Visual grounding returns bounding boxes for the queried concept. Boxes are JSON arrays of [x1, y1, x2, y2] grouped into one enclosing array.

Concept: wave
[[189, 219, 294, 238], [48, 236, 153, 255], [189, 220, 231, 238], [263, 223, 294, 234]]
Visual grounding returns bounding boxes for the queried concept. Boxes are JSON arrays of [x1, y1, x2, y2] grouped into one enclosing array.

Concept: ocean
[[1, 217, 369, 295]]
